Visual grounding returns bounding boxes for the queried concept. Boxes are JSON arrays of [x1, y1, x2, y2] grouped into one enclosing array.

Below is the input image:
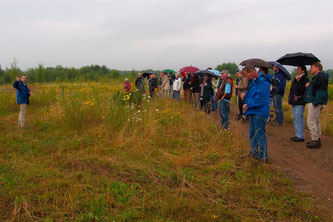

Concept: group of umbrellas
[[143, 52, 321, 80]]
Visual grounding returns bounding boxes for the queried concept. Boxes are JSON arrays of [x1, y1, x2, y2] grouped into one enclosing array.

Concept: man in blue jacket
[[13, 74, 31, 128], [241, 65, 271, 162], [272, 65, 287, 126]]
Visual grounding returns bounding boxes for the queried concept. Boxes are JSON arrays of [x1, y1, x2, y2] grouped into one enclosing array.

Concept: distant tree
[[7, 58, 21, 81], [36, 64, 46, 82], [215, 62, 239, 77]]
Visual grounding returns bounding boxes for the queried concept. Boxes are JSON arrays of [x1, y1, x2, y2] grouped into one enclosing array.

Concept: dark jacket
[[304, 71, 329, 106], [217, 78, 233, 100], [288, 74, 309, 106], [182, 75, 191, 90], [245, 72, 271, 117], [135, 76, 145, 92], [202, 80, 214, 102], [149, 78, 158, 92], [13, 80, 30, 104], [273, 71, 287, 97], [190, 75, 201, 93]]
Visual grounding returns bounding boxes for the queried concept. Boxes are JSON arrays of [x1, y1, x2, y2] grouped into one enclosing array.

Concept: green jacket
[[304, 71, 328, 106]]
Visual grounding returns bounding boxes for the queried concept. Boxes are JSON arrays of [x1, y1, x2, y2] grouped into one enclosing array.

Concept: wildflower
[[212, 214, 218, 219], [156, 109, 159, 112], [123, 95, 130, 101]]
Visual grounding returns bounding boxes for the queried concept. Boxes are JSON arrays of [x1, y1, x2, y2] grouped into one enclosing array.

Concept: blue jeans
[[211, 95, 217, 111], [249, 114, 268, 161], [173, 90, 180, 102], [219, 100, 230, 129], [292, 105, 305, 139], [273, 94, 284, 125]]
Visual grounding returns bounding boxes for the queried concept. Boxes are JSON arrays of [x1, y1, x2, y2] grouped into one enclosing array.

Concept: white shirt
[[173, 78, 182, 91]]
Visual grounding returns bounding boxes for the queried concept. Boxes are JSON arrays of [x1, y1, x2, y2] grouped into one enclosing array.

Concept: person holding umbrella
[[241, 65, 271, 162], [304, 62, 329, 149], [288, 65, 309, 142], [271, 64, 287, 126], [189, 72, 201, 110]]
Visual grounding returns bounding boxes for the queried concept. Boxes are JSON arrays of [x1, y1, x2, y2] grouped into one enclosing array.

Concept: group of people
[[13, 61, 329, 163], [129, 62, 329, 162]]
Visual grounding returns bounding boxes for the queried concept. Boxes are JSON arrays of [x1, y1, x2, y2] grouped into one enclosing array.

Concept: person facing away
[[217, 70, 233, 129], [303, 62, 329, 149], [288, 65, 309, 143], [161, 72, 170, 99], [182, 72, 192, 102], [189, 72, 201, 110], [241, 65, 271, 162], [272, 65, 287, 126], [13, 74, 31, 128], [123, 78, 131, 92], [235, 70, 248, 120], [173, 73, 182, 102], [202, 74, 214, 114], [135, 73, 145, 93]]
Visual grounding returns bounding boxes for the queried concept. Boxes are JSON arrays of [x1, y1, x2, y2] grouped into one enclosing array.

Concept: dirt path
[[211, 107, 333, 218]]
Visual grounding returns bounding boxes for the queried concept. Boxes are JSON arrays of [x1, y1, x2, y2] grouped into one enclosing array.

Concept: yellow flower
[[123, 95, 130, 101]]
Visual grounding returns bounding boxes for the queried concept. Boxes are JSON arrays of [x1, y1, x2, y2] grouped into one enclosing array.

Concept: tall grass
[[0, 81, 329, 221]]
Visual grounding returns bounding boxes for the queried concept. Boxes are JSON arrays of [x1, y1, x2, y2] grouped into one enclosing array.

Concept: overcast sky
[[1, 0, 332, 71]]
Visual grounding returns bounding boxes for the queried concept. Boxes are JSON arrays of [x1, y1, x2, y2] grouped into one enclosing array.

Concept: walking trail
[[211, 107, 333, 219]]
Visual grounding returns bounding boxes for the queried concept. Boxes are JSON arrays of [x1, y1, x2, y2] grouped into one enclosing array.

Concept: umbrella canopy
[[276, 52, 320, 66], [143, 72, 153, 79], [240, 58, 273, 69], [269, 61, 291, 80], [162, 69, 175, 74], [207, 69, 221, 77], [194, 70, 219, 78], [179, 66, 200, 77]]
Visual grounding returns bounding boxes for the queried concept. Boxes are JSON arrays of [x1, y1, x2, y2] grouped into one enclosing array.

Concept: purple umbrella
[[269, 61, 291, 80]]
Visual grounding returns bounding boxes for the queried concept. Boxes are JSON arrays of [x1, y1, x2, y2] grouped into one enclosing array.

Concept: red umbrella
[[179, 66, 200, 77]]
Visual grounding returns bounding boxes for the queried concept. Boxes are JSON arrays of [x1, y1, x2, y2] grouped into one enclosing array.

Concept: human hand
[[241, 93, 245, 100], [305, 82, 310, 88], [15, 76, 20, 81], [243, 104, 248, 112]]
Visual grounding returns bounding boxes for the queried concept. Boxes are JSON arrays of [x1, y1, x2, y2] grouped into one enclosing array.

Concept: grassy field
[[0, 81, 329, 221]]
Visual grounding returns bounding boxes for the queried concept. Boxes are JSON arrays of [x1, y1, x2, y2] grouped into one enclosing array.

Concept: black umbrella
[[240, 58, 273, 69], [194, 70, 219, 77], [143, 72, 153, 79], [277, 52, 320, 66]]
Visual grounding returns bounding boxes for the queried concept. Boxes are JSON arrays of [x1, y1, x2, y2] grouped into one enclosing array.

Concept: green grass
[[0, 82, 329, 221]]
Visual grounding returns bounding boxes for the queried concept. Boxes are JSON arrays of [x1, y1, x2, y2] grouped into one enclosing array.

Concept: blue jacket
[[245, 72, 271, 117], [13, 80, 30, 104], [273, 71, 286, 96]]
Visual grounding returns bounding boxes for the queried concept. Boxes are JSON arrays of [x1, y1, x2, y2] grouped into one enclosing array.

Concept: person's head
[[297, 65, 307, 76], [191, 72, 195, 77], [237, 70, 244, 78], [138, 73, 142, 77], [205, 74, 210, 81], [175, 73, 179, 78], [220, 70, 229, 80], [124, 78, 129, 82], [310, 62, 322, 75], [160, 72, 164, 77], [149, 75, 153, 79], [259, 67, 268, 74], [273, 65, 279, 73], [21, 74, 27, 82], [243, 65, 258, 80]]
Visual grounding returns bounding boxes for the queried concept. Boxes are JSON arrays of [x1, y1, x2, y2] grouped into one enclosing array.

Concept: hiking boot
[[292, 137, 304, 142], [290, 136, 298, 141], [306, 140, 321, 149], [306, 138, 321, 145]]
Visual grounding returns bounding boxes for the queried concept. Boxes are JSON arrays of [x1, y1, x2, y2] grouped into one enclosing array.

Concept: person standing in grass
[[202, 74, 214, 114], [161, 72, 170, 99], [172, 73, 182, 102], [13, 74, 31, 128], [123, 78, 131, 92], [148, 74, 158, 97], [182, 72, 191, 102], [235, 70, 248, 120], [241, 65, 271, 162], [135, 73, 145, 94], [288, 65, 309, 143], [272, 65, 287, 126], [217, 70, 233, 129], [190, 72, 201, 110], [304, 62, 329, 149]]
